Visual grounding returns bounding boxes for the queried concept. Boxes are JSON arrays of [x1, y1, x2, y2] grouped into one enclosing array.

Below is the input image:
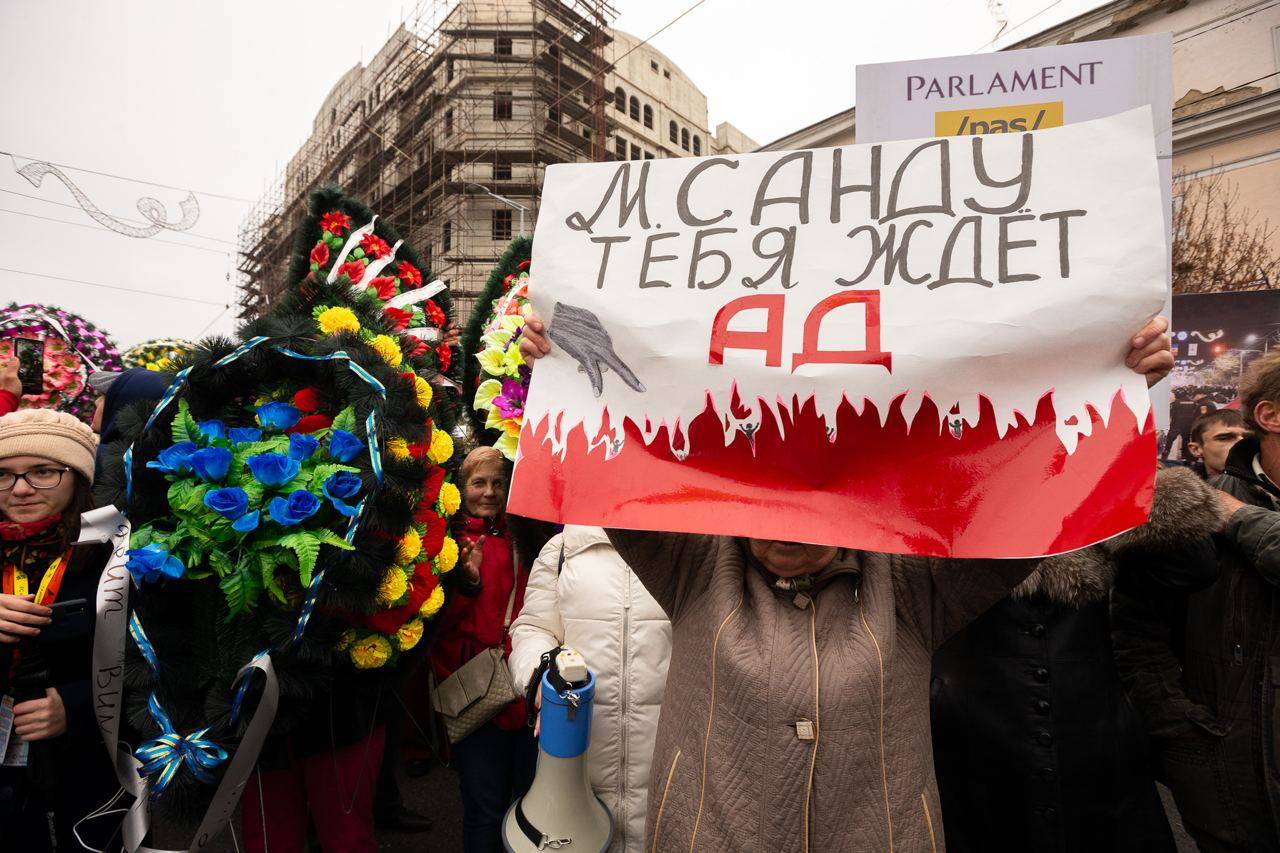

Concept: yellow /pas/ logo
[[934, 101, 1064, 136]]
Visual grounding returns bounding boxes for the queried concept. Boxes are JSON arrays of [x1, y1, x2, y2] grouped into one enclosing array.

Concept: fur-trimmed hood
[[1012, 466, 1224, 607]]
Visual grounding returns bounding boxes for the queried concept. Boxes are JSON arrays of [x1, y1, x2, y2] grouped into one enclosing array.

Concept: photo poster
[[507, 108, 1168, 558], [855, 32, 1174, 431], [1164, 290, 1280, 462]]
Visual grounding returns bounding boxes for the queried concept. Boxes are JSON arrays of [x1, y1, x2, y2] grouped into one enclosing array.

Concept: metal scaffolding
[[236, 0, 617, 322]]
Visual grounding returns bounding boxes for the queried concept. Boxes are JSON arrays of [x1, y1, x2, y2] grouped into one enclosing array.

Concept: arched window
[[642, 104, 653, 129], [629, 96, 640, 121], [692, 135, 701, 156], [614, 87, 626, 112], [680, 128, 690, 151], [669, 120, 678, 143]]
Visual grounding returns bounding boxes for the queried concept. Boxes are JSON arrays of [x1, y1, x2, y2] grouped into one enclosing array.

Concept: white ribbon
[[83, 507, 280, 852], [386, 279, 447, 310], [326, 216, 378, 285]]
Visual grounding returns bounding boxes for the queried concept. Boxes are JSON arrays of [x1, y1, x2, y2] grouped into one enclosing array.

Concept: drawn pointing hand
[[547, 302, 645, 398]]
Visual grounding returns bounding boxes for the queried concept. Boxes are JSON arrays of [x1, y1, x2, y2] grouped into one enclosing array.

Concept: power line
[[196, 304, 233, 337], [1175, 70, 1280, 113], [0, 188, 240, 245], [0, 149, 256, 204], [0, 267, 230, 307], [973, 0, 1064, 52], [0, 208, 233, 256]]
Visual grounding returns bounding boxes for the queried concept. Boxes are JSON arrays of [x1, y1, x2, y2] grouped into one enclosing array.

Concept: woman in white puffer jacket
[[508, 525, 671, 853]]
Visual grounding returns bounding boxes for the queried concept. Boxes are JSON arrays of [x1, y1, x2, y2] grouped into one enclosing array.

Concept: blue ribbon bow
[[135, 693, 229, 801]]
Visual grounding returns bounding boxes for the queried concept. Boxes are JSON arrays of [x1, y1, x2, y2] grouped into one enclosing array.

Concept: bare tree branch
[[1173, 169, 1280, 293]]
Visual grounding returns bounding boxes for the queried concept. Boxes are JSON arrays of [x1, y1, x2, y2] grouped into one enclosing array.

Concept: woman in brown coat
[[519, 316, 1173, 852]]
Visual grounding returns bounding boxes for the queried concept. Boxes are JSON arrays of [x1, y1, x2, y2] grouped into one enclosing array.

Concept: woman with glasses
[[0, 409, 118, 852]]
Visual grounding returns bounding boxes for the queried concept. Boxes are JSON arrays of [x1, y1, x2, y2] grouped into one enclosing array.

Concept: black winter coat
[[0, 534, 119, 853], [1113, 438, 1280, 852], [932, 466, 1222, 853]]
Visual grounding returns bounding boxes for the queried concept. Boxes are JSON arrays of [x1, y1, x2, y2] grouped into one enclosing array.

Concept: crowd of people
[[7, 307, 1280, 853]]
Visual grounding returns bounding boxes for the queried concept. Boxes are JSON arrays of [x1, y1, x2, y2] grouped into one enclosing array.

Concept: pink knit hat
[[0, 409, 98, 482]]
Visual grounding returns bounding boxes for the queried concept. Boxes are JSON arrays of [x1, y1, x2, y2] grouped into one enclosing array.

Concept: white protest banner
[[508, 108, 1166, 558], [855, 33, 1174, 429]]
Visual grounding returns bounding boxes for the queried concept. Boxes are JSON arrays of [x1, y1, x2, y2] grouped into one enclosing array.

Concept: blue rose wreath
[[94, 186, 462, 823]]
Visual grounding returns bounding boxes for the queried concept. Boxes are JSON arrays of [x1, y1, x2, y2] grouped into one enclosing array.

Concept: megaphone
[[503, 648, 613, 852]]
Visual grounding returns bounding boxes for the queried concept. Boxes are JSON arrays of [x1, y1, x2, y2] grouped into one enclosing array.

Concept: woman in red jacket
[[430, 446, 535, 853]]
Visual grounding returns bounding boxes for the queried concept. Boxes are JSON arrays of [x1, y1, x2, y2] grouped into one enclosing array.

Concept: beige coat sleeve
[[604, 529, 718, 620]]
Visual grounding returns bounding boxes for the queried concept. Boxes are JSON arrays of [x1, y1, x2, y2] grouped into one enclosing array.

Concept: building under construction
[[237, 0, 756, 321]]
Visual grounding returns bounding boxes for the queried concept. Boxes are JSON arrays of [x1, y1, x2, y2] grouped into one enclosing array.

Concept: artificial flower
[[328, 429, 364, 463], [396, 528, 422, 565], [419, 466, 446, 510], [189, 447, 232, 483], [316, 306, 360, 336], [350, 635, 392, 669], [396, 618, 425, 652], [336, 261, 366, 285], [395, 261, 422, 288], [268, 490, 321, 527], [310, 243, 330, 267], [203, 487, 249, 520], [494, 432, 519, 460], [419, 584, 445, 618], [378, 566, 408, 604], [424, 300, 446, 328], [288, 414, 333, 434], [246, 452, 301, 487], [427, 429, 453, 465], [232, 510, 261, 533], [387, 437, 411, 461], [474, 378, 501, 411], [370, 334, 403, 367], [493, 376, 526, 420], [322, 470, 362, 516], [436, 344, 452, 372], [197, 419, 227, 442], [419, 512, 446, 556], [436, 536, 458, 573], [257, 401, 301, 431], [368, 276, 397, 301], [126, 544, 185, 584], [228, 427, 263, 445], [288, 434, 319, 460], [292, 387, 322, 413], [438, 481, 461, 516], [319, 211, 352, 235], [414, 376, 433, 409], [383, 307, 412, 332], [360, 233, 391, 260], [146, 441, 198, 474]]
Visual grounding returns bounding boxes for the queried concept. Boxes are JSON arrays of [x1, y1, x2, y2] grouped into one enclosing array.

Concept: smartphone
[[14, 337, 44, 396], [37, 598, 91, 644]]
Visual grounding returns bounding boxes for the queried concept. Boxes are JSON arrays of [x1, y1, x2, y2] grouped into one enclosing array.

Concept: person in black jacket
[[931, 465, 1224, 853], [0, 408, 117, 852], [1113, 351, 1280, 852]]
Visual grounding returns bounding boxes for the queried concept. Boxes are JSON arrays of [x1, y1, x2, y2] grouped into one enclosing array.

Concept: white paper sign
[[511, 108, 1166, 557]]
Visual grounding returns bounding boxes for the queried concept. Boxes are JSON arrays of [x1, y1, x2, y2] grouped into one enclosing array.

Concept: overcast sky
[[0, 0, 1101, 349]]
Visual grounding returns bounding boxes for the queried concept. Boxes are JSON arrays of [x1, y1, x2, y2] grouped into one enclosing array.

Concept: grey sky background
[[0, 0, 1099, 349]]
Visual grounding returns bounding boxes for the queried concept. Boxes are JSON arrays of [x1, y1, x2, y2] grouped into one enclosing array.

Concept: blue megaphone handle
[[539, 669, 595, 759]]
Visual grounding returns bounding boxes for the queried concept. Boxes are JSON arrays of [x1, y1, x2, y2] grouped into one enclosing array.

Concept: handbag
[[431, 555, 521, 744]]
